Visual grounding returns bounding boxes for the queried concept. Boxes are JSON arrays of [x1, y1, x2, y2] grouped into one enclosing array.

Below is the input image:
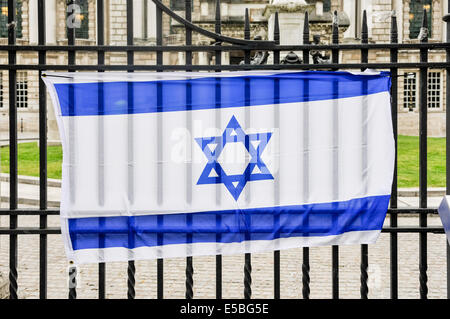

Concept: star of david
[[195, 116, 273, 201]]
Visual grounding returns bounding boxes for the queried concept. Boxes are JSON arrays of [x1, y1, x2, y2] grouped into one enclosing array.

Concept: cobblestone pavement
[[0, 193, 448, 299]]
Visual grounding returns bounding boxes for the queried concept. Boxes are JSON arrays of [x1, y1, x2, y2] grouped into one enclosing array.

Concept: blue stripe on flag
[[68, 195, 390, 251], [55, 71, 391, 117]]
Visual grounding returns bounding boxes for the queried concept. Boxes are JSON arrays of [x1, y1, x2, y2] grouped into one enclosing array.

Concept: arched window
[[409, 0, 432, 39], [66, 0, 89, 40], [0, 0, 23, 38]]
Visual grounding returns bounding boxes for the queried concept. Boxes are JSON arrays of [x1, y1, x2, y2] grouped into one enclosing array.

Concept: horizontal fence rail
[[0, 0, 450, 299]]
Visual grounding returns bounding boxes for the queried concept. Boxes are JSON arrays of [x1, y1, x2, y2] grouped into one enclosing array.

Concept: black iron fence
[[0, 0, 449, 299]]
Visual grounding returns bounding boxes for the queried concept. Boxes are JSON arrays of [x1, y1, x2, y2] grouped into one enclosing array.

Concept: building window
[[0, 0, 23, 38], [170, 0, 192, 11], [403, 72, 417, 110], [403, 71, 442, 110], [427, 71, 441, 109], [409, 0, 432, 39], [66, 0, 89, 40], [142, 0, 148, 40], [16, 71, 27, 108], [135, 0, 149, 40], [323, 0, 331, 12]]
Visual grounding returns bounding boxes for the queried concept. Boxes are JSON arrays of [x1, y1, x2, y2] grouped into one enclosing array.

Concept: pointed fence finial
[[332, 10, 339, 44], [244, 8, 250, 40], [274, 11, 280, 44], [215, 0, 221, 34], [303, 11, 310, 44], [391, 11, 398, 44], [361, 10, 368, 43]]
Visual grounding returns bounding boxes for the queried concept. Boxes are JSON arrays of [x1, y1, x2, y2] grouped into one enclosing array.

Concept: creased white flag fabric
[[43, 70, 395, 264]]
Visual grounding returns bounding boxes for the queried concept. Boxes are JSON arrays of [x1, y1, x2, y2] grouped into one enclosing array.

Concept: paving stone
[[0, 184, 448, 299]]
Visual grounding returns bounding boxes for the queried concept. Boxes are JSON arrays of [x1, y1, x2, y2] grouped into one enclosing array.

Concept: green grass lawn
[[1, 142, 62, 179], [397, 135, 446, 188], [0, 136, 446, 187]]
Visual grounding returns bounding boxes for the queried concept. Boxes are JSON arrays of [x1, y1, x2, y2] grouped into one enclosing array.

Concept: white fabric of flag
[[43, 70, 395, 264]]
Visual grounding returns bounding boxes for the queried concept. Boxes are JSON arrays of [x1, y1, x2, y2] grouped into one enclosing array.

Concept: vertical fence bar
[[273, 11, 280, 66], [214, 0, 222, 300], [448, 243, 450, 299], [243, 8, 252, 300], [185, 0, 194, 300], [67, 1, 76, 200], [68, 261, 77, 299], [273, 11, 280, 300], [390, 12, 399, 300], [301, 11, 310, 300], [360, 10, 369, 300], [37, 0, 47, 300], [67, 0, 76, 300], [244, 8, 251, 65], [419, 9, 428, 300], [156, 2, 164, 299], [185, 0, 192, 69], [97, 0, 106, 300], [8, 0, 18, 300], [445, 3, 450, 299], [331, 10, 339, 300], [126, 0, 136, 300]]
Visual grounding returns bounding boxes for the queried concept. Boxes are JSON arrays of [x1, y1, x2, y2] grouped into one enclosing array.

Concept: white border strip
[[69, 229, 381, 264], [42, 70, 383, 84]]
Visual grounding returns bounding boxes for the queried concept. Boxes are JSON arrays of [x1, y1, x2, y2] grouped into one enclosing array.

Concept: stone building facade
[[340, 0, 448, 137], [0, 0, 447, 139]]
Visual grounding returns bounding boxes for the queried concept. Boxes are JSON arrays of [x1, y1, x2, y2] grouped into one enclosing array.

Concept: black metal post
[[301, 11, 310, 300], [126, 0, 136, 300], [419, 9, 429, 300], [390, 12, 399, 300], [243, 8, 252, 300], [97, 0, 106, 300], [8, 0, 18, 300], [37, 0, 47, 300], [444, 1, 450, 299], [360, 10, 369, 300], [67, 0, 76, 300], [68, 261, 77, 299], [273, 11, 281, 300], [185, 0, 194, 300], [331, 10, 339, 300], [156, 2, 164, 299], [215, 0, 223, 300], [244, 8, 251, 66]]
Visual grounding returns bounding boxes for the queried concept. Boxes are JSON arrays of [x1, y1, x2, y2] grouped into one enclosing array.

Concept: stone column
[[29, 0, 38, 44], [133, 0, 143, 39], [46, 0, 57, 44], [263, 0, 315, 62], [147, 0, 157, 42], [370, 0, 392, 43], [45, 0, 60, 144], [222, 52, 230, 65], [198, 51, 209, 65]]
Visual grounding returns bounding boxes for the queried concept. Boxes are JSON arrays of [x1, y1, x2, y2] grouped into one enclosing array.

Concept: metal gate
[[0, 0, 450, 299]]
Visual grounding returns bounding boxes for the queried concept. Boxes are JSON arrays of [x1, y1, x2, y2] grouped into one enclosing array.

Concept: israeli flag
[[43, 71, 394, 264]]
